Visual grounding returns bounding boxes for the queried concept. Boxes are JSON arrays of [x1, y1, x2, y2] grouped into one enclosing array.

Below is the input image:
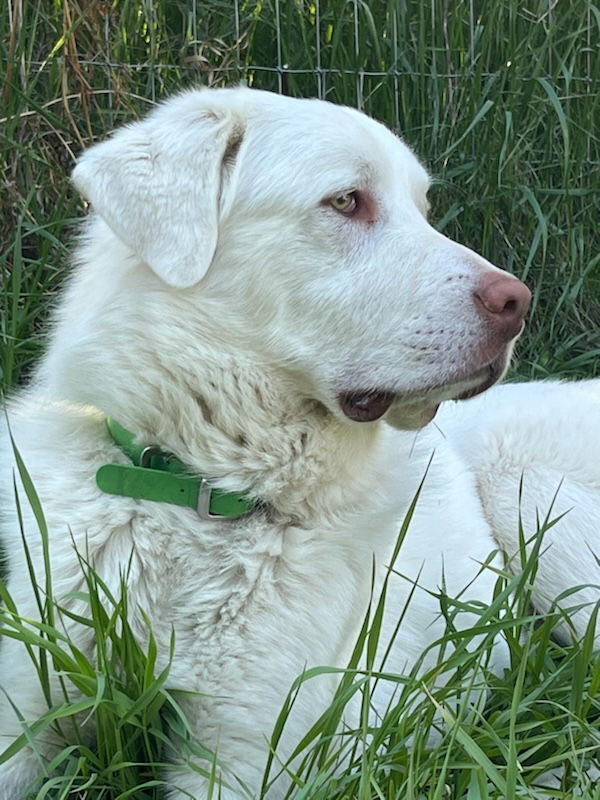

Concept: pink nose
[[473, 275, 531, 340]]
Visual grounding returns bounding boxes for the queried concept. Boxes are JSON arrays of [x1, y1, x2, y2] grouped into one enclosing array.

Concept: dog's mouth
[[337, 390, 396, 423], [337, 355, 507, 429], [337, 390, 439, 429]]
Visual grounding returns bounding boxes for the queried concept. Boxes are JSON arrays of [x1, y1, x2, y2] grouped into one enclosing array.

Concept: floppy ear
[[72, 103, 245, 288]]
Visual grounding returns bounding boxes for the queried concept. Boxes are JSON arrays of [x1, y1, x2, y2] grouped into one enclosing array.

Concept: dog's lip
[[452, 363, 502, 400], [337, 358, 505, 423], [393, 359, 503, 405]]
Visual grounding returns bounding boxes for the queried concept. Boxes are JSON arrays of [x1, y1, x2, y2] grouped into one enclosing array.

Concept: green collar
[[96, 418, 255, 519]]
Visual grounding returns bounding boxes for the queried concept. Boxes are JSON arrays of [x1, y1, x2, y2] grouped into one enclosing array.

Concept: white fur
[[0, 87, 597, 799], [436, 380, 600, 642]]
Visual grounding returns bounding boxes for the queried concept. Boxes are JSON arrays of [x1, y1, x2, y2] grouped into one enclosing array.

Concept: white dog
[[0, 87, 597, 799]]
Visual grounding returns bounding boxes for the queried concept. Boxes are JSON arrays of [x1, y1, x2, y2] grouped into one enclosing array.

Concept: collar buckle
[[141, 445, 218, 519], [139, 445, 163, 468], [196, 478, 220, 520], [102, 418, 257, 520]]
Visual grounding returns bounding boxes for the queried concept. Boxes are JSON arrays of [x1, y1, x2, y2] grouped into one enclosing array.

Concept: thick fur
[[437, 381, 600, 642], [0, 88, 597, 799]]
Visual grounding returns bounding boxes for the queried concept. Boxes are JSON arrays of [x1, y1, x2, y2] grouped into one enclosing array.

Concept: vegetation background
[[1, 0, 600, 390], [1, 1, 599, 799]]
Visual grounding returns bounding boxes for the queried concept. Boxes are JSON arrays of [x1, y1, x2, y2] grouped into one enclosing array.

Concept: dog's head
[[72, 88, 529, 431]]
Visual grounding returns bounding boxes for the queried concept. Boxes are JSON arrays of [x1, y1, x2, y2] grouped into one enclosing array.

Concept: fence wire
[[3, 0, 596, 120]]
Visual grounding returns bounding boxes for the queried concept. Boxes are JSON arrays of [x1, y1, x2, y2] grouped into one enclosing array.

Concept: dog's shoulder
[[0, 394, 131, 552]]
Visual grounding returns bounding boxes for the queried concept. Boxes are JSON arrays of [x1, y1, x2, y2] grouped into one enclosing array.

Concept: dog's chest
[[141, 510, 393, 681]]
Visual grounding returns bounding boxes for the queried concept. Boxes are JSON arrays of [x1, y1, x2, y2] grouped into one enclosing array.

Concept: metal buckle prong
[[196, 477, 219, 519], [139, 446, 162, 468]]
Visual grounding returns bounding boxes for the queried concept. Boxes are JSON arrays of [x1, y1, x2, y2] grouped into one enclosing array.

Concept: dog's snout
[[473, 276, 531, 339]]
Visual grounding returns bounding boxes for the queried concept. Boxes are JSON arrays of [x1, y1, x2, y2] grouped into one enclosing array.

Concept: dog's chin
[[386, 356, 510, 430], [385, 401, 440, 431], [338, 352, 510, 430]]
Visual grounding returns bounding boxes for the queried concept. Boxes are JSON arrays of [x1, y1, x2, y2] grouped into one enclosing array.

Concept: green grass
[[1, 1, 600, 797], [2, 443, 599, 799]]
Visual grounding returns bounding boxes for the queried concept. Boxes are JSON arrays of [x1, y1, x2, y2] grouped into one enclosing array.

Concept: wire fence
[[4, 0, 597, 127]]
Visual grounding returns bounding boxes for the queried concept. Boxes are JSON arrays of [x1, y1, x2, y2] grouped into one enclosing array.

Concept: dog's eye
[[329, 192, 358, 215]]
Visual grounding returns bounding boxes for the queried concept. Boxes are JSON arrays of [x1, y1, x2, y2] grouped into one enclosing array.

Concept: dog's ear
[[72, 104, 245, 288]]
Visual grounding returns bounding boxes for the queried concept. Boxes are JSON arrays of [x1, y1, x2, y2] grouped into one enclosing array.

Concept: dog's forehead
[[263, 95, 424, 171], [239, 91, 431, 201]]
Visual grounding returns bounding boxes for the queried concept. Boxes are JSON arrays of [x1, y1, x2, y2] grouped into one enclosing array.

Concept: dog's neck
[[123, 355, 387, 522], [45, 352, 386, 522]]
